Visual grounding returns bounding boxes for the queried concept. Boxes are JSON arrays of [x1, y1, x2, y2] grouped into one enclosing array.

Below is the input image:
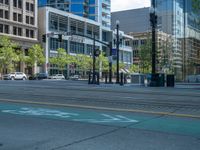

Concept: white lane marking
[[2, 107, 79, 118]]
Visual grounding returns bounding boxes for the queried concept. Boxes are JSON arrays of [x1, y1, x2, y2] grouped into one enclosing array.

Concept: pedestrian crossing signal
[[42, 34, 46, 43]]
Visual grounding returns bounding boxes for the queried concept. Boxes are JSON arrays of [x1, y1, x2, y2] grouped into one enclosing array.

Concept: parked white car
[[3, 72, 27, 80], [49, 74, 65, 80], [69, 75, 80, 80]]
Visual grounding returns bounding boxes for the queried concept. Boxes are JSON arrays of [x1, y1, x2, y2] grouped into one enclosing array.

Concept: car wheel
[[22, 77, 26, 80], [11, 77, 14, 80]]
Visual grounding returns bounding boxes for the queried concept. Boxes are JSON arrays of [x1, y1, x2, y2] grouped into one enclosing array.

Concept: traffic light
[[42, 34, 46, 43], [58, 34, 62, 42]]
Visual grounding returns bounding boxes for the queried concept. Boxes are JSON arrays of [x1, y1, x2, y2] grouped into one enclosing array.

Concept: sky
[[111, 0, 151, 12]]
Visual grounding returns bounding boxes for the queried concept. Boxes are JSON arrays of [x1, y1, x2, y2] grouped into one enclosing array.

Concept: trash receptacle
[[166, 74, 175, 87], [150, 73, 165, 87]]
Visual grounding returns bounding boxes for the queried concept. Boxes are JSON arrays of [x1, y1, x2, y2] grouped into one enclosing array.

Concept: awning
[[119, 69, 129, 74]]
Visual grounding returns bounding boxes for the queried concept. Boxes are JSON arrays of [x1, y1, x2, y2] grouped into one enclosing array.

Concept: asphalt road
[[0, 80, 200, 150]]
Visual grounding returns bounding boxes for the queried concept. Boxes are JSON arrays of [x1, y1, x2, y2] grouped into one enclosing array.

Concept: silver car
[[49, 74, 65, 80]]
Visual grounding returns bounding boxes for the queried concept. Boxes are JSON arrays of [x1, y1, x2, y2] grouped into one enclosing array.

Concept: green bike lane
[[0, 102, 200, 139]]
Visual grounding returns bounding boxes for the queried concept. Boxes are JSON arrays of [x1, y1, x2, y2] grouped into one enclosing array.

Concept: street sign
[[112, 48, 117, 56]]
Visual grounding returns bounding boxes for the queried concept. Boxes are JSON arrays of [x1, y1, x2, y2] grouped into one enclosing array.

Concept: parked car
[[69, 75, 80, 80], [29, 73, 48, 80], [49, 74, 65, 80], [3, 72, 27, 80]]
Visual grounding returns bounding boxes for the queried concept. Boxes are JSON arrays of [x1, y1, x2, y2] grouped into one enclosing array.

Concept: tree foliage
[[0, 36, 19, 74], [26, 44, 45, 67], [96, 52, 109, 73], [138, 37, 152, 73], [129, 64, 139, 73], [75, 54, 92, 72], [49, 48, 69, 73]]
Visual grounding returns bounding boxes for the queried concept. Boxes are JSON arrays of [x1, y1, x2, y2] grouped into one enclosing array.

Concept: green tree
[[112, 61, 126, 73], [0, 36, 19, 74], [49, 48, 69, 74], [96, 52, 109, 73], [139, 37, 152, 73], [129, 64, 139, 73], [75, 54, 92, 72], [26, 44, 45, 74]]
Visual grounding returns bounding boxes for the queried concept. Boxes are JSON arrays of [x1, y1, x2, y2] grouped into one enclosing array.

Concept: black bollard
[[105, 74, 108, 84], [97, 72, 100, 85], [88, 72, 91, 84], [120, 72, 124, 86], [124, 74, 127, 84]]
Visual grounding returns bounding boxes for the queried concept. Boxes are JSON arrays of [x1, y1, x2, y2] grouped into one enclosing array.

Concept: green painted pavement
[[0, 103, 200, 138]]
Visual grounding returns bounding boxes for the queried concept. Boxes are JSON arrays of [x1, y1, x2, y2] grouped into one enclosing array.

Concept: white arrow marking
[[73, 114, 139, 123]]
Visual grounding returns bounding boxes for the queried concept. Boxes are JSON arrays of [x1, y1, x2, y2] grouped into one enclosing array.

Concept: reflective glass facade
[[38, 0, 96, 20], [38, 0, 111, 29], [155, 0, 200, 81]]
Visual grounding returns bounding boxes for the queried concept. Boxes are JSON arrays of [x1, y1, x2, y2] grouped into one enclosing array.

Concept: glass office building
[[155, 0, 200, 81], [38, 0, 111, 29]]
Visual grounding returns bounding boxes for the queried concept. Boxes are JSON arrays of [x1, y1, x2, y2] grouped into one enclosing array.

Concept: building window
[[26, 2, 29, 11], [18, 28, 22, 36], [13, 26, 17, 35], [13, 13, 17, 21], [26, 16, 29, 24], [49, 13, 58, 31], [30, 30, 34, 38], [30, 3, 34, 12], [18, 14, 22, 22], [5, 0, 9, 5], [0, 9, 3, 18], [59, 16, 68, 32], [25, 29, 34, 38], [13, 0, 17, 7], [4, 25, 9, 34], [0, 24, 3, 33], [50, 38, 59, 51], [4, 10, 9, 19], [70, 41, 84, 54], [30, 17, 34, 25], [18, 0, 22, 9], [26, 29, 29, 37]]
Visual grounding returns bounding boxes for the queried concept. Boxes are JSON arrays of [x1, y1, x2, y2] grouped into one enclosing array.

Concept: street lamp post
[[109, 41, 113, 83], [150, 0, 157, 85], [116, 20, 120, 84]]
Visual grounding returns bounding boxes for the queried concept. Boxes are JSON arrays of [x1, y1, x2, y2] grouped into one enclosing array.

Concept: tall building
[[111, 8, 150, 33], [155, 0, 200, 80], [38, 0, 111, 29], [0, 0, 38, 73], [111, 0, 200, 81]]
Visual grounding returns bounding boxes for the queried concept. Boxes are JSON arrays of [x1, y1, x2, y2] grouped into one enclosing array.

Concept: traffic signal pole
[[92, 35, 96, 84]]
